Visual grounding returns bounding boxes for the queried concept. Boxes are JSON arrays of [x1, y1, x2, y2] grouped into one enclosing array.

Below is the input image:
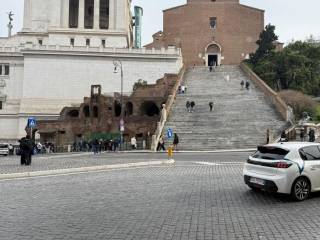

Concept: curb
[[0, 159, 175, 180]]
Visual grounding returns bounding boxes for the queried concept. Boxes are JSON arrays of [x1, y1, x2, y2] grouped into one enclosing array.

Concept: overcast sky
[[1, 0, 319, 45]]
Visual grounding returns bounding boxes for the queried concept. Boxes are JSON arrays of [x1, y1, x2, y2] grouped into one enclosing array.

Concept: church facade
[[146, 0, 264, 66], [0, 0, 182, 141]]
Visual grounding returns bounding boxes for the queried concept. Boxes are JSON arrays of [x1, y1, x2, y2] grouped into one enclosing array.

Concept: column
[[78, 0, 85, 28], [22, 0, 32, 31], [62, 0, 70, 28], [94, 0, 100, 29], [108, 0, 115, 30]]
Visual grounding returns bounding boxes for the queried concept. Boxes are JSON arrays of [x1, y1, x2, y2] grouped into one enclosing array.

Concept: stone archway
[[205, 42, 222, 66]]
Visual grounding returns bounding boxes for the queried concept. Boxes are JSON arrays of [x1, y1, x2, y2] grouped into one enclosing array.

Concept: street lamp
[[113, 60, 124, 150]]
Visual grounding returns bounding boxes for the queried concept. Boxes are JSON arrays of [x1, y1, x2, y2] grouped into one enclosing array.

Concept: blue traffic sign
[[167, 128, 173, 139], [27, 117, 37, 128]]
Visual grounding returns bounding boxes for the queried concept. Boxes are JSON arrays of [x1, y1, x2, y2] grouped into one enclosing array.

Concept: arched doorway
[[205, 43, 222, 66]]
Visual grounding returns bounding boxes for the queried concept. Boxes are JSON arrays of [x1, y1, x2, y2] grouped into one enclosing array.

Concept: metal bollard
[[168, 146, 173, 160]]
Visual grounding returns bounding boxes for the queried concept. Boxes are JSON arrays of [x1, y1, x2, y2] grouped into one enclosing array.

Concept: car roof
[[262, 142, 320, 151]]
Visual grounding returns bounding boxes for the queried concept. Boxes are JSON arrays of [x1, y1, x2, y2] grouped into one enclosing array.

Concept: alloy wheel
[[293, 178, 310, 201]]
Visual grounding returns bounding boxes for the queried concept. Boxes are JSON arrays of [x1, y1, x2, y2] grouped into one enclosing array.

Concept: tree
[[249, 24, 278, 65]]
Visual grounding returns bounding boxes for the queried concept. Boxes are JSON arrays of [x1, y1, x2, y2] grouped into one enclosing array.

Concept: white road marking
[[194, 161, 244, 166]]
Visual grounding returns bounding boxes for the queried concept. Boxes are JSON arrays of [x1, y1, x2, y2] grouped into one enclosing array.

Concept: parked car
[[0, 143, 9, 156], [243, 142, 320, 201]]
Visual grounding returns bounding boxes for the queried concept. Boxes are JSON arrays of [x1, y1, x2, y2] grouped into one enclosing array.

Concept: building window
[[0, 101, 2, 110], [101, 39, 106, 48], [38, 39, 43, 45], [210, 17, 217, 29], [0, 65, 2, 75], [69, 0, 79, 28], [86, 39, 90, 46], [70, 38, 75, 46], [84, 0, 94, 29], [100, 0, 109, 29], [4, 65, 9, 75]]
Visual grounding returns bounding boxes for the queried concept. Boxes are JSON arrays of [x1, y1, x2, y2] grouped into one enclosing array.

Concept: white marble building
[[0, 0, 182, 141]]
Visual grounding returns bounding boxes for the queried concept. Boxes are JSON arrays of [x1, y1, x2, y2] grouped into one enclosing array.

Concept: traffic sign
[[27, 117, 37, 128], [167, 128, 173, 139]]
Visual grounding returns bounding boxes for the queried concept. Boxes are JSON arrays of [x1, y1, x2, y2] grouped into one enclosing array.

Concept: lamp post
[[113, 60, 124, 150]]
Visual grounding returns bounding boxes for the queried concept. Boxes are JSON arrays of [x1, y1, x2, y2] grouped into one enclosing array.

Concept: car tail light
[[275, 162, 292, 168]]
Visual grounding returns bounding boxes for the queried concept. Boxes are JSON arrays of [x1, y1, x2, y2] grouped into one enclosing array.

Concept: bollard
[[168, 146, 173, 160]]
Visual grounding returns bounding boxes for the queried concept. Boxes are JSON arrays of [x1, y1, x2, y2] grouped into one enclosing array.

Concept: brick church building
[[146, 0, 264, 66]]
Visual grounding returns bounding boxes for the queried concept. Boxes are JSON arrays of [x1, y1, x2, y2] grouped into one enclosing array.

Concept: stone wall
[[37, 74, 178, 146]]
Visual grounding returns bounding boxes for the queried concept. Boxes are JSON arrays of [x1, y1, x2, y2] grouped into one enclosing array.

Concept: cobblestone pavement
[[1, 153, 320, 239], [0, 152, 169, 174], [0, 152, 250, 174]]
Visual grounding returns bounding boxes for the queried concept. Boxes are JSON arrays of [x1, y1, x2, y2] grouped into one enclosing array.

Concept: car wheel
[[291, 177, 310, 201]]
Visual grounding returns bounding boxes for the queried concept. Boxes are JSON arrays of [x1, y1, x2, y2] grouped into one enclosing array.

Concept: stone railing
[[151, 66, 186, 151], [23, 44, 181, 55], [0, 44, 182, 56], [240, 62, 291, 122]]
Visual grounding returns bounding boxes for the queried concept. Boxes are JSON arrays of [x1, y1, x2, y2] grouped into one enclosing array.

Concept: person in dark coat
[[240, 80, 244, 89], [190, 101, 195, 112], [186, 101, 191, 112], [309, 129, 315, 142], [280, 131, 287, 142], [173, 133, 179, 151], [19, 137, 27, 165], [245, 81, 250, 90], [20, 135, 34, 166], [209, 102, 214, 112]]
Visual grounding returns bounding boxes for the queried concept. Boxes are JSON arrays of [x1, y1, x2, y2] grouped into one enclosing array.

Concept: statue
[[7, 11, 14, 37], [7, 11, 14, 24]]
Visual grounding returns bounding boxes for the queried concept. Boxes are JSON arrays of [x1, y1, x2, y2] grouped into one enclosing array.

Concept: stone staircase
[[163, 65, 287, 150]]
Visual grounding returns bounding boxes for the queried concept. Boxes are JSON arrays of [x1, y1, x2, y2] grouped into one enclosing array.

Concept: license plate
[[250, 177, 265, 185]]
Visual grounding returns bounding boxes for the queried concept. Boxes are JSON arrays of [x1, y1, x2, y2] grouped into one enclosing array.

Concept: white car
[[243, 142, 320, 201], [0, 143, 9, 156]]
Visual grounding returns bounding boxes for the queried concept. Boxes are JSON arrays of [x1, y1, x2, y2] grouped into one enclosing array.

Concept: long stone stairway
[[164, 65, 287, 150]]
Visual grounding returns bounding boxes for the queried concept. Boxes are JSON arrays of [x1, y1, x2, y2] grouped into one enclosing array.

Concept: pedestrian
[[157, 135, 166, 151], [300, 129, 305, 142], [190, 101, 195, 112], [186, 101, 191, 112], [178, 85, 182, 94], [209, 65, 213, 72], [245, 81, 250, 90], [240, 80, 244, 89], [131, 136, 137, 150], [181, 85, 186, 94], [173, 133, 179, 151], [280, 131, 287, 142], [266, 129, 270, 144], [309, 129, 315, 142], [20, 135, 34, 166], [92, 139, 99, 154], [209, 101, 214, 112]]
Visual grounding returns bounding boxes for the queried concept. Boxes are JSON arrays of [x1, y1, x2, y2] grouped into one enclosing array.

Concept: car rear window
[[0, 144, 8, 148], [252, 146, 289, 160]]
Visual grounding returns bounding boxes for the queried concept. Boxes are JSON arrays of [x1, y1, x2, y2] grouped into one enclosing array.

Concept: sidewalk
[[0, 153, 174, 180]]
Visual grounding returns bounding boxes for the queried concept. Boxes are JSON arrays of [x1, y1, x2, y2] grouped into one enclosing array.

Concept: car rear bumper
[[244, 175, 278, 192], [243, 163, 296, 194]]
